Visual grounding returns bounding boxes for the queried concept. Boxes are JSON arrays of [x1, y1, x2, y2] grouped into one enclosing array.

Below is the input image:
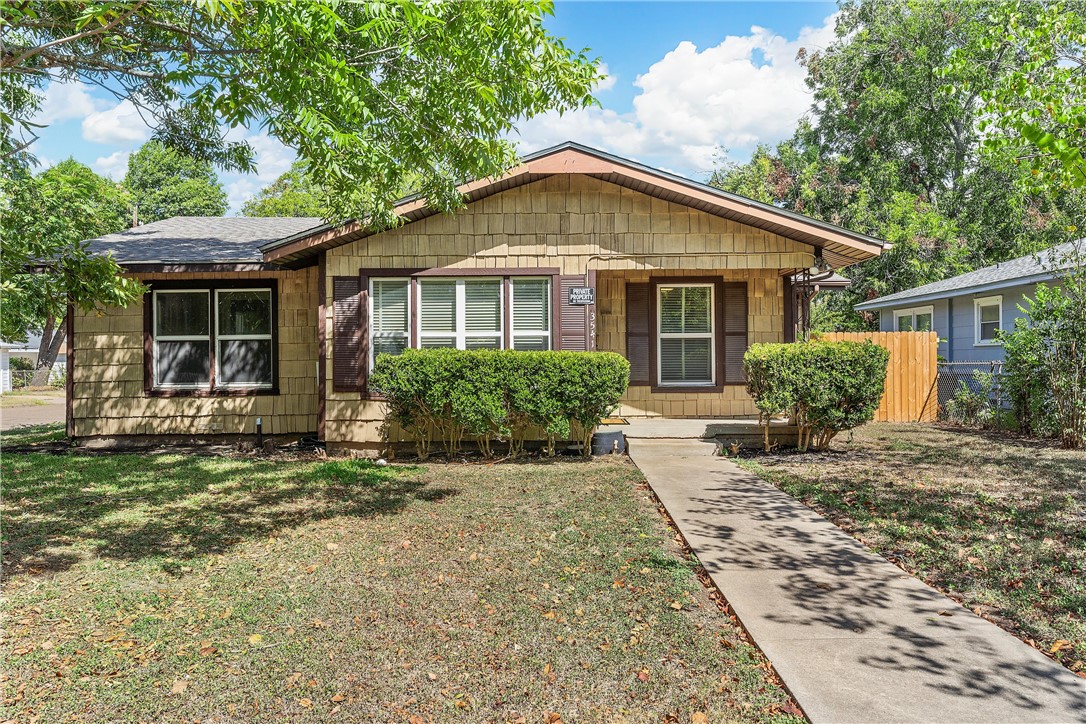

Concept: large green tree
[[1, 160, 140, 384], [1, 0, 599, 344], [241, 160, 325, 218], [124, 141, 228, 222], [712, 0, 1086, 329], [2, 0, 599, 226]]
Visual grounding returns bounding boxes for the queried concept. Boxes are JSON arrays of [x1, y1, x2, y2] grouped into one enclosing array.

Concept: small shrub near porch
[[744, 340, 889, 451], [370, 349, 630, 458]]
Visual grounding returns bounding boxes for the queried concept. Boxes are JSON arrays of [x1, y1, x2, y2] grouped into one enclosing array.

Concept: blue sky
[[29, 1, 838, 213]]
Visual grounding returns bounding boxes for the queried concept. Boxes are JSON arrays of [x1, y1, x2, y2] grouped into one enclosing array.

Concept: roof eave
[[854, 271, 1059, 311], [260, 142, 887, 266]]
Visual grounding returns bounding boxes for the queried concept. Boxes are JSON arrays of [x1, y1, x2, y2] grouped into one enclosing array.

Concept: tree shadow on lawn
[[1, 453, 455, 576]]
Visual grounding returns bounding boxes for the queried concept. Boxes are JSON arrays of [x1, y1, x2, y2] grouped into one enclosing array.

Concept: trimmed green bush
[[369, 349, 630, 458], [744, 340, 889, 451]]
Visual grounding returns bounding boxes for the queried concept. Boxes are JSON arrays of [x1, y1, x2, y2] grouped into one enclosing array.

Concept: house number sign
[[569, 287, 595, 305]]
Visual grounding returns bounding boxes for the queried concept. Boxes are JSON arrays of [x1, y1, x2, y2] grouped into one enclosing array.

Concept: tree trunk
[[30, 314, 67, 387]]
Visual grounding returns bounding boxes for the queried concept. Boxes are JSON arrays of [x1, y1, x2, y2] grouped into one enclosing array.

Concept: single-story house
[[72, 142, 885, 451], [854, 241, 1081, 364]]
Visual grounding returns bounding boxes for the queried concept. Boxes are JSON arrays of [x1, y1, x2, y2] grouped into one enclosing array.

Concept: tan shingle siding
[[72, 267, 319, 438]]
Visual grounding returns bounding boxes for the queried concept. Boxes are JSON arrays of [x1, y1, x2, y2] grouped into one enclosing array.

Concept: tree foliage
[[369, 349, 629, 458], [958, 1, 1086, 189], [124, 141, 227, 222], [711, 0, 1086, 329], [241, 161, 325, 218], [2, 0, 600, 227], [1001, 244, 1086, 448], [1, 159, 143, 381]]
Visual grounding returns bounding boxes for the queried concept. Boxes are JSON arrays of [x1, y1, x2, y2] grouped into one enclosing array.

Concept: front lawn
[[737, 423, 1086, 676], [2, 426, 799, 722]]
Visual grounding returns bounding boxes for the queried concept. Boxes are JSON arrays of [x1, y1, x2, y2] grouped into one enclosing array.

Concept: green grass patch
[[737, 423, 1086, 674], [3, 448, 799, 722], [2, 422, 68, 447]]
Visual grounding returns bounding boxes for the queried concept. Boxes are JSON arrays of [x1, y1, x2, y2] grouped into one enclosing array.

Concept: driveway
[[627, 433, 1086, 723], [1, 392, 65, 431]]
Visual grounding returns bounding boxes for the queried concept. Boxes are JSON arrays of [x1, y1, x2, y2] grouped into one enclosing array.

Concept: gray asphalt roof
[[87, 216, 323, 264], [855, 241, 1083, 310]]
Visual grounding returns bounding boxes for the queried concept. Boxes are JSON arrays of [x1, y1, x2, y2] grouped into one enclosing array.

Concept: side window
[[154, 290, 211, 388], [152, 286, 275, 391], [975, 296, 1002, 344], [894, 306, 933, 333], [216, 289, 274, 388]]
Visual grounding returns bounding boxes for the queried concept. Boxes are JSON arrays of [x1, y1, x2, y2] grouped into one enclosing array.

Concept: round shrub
[[744, 340, 889, 451]]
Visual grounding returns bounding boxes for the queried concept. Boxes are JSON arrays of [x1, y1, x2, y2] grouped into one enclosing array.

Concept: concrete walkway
[[626, 434, 1086, 723]]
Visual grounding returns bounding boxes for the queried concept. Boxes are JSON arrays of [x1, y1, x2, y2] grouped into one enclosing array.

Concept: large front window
[[658, 284, 714, 386], [152, 287, 274, 390], [368, 276, 551, 365]]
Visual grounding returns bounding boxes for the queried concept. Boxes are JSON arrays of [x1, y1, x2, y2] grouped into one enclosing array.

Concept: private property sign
[[568, 287, 595, 305]]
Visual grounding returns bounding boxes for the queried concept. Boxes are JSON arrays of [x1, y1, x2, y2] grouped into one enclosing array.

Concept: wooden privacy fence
[[820, 331, 938, 423]]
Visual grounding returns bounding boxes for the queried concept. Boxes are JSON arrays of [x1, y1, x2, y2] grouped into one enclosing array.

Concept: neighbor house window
[[367, 276, 551, 366], [975, 296, 1002, 345], [894, 306, 933, 332], [658, 284, 714, 386], [151, 285, 275, 392]]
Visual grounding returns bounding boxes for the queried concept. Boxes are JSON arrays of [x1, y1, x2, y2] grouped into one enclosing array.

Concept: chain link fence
[[10, 370, 35, 388], [937, 360, 1008, 427]]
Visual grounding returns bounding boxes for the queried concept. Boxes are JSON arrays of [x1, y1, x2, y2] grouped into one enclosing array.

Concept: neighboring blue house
[[854, 241, 1080, 363]]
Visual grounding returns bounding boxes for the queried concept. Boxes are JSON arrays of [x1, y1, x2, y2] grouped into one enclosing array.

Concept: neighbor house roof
[[855, 241, 1082, 311], [87, 216, 323, 267], [261, 141, 887, 269]]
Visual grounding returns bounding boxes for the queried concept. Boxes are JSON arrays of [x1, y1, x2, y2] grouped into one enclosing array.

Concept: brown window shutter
[[625, 282, 651, 385], [722, 281, 749, 384], [332, 276, 366, 392], [557, 275, 589, 351]]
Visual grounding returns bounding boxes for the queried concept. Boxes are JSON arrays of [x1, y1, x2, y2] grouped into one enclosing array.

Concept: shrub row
[[369, 349, 630, 458], [743, 340, 889, 451]]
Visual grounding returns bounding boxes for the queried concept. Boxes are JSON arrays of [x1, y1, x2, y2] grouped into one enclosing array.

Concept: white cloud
[[514, 13, 837, 177], [595, 62, 617, 93], [93, 151, 131, 180], [82, 99, 152, 146], [36, 81, 104, 125], [219, 128, 297, 214], [225, 178, 261, 216]]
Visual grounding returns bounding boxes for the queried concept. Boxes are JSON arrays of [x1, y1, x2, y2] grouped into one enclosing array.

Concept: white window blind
[[464, 279, 502, 349], [511, 278, 551, 350], [419, 279, 456, 349], [370, 278, 410, 364], [419, 278, 503, 350], [658, 284, 714, 385]]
